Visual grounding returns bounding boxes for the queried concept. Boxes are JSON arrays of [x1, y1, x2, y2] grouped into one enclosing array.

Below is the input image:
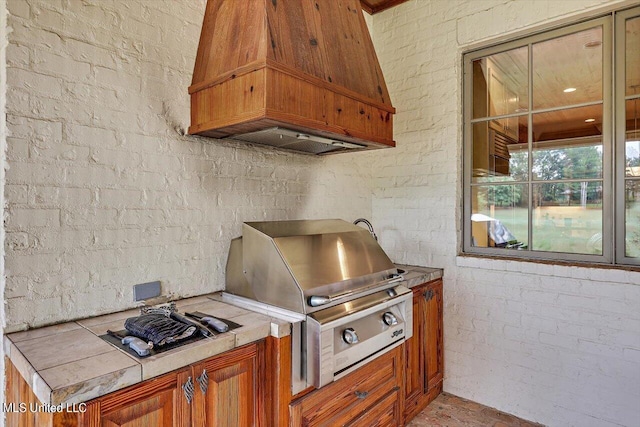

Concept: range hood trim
[[188, 59, 396, 114]]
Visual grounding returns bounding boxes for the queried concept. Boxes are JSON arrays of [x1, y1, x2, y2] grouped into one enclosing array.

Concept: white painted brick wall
[[3, 0, 373, 330], [5, 1, 640, 426], [1, 0, 7, 425], [368, 1, 640, 426]]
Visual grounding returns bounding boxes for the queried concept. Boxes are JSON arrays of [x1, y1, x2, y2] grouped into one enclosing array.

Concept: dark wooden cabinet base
[[5, 341, 266, 427], [289, 346, 404, 426], [403, 278, 444, 424]]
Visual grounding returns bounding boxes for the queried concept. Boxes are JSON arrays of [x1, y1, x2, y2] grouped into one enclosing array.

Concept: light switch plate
[[133, 281, 161, 302]]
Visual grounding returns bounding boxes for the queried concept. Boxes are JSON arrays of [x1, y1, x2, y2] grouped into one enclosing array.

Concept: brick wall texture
[[4, 0, 372, 329], [3, 1, 640, 427], [367, 1, 640, 426]]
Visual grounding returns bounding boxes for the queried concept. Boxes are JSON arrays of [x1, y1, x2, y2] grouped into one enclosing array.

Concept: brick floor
[[407, 393, 544, 427]]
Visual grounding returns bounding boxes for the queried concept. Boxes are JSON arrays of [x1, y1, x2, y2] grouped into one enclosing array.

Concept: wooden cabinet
[[473, 59, 519, 177], [84, 367, 192, 427], [85, 341, 266, 427], [289, 345, 403, 426], [192, 342, 266, 426], [488, 66, 519, 141], [403, 279, 444, 424], [6, 341, 266, 427]]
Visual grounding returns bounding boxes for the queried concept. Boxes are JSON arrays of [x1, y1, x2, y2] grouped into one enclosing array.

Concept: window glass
[[626, 180, 640, 257], [532, 27, 603, 110], [626, 16, 640, 97], [627, 99, 640, 177], [472, 47, 528, 119], [532, 104, 603, 143], [532, 182, 603, 254], [471, 184, 529, 249], [624, 14, 640, 260], [472, 118, 528, 182]]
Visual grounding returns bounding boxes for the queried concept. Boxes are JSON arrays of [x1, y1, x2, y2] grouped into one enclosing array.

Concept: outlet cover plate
[[133, 281, 161, 302]]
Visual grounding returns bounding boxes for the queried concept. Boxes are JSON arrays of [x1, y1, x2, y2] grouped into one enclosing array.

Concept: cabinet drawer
[[346, 388, 400, 427], [290, 346, 402, 426]]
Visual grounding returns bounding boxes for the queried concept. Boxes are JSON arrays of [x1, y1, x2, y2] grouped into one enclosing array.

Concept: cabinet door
[[193, 341, 265, 427], [424, 279, 444, 391], [404, 288, 423, 403], [85, 368, 191, 427], [403, 279, 444, 424]]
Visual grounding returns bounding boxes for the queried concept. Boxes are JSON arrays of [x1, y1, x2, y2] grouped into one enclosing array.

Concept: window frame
[[462, 15, 619, 265], [615, 6, 640, 266]]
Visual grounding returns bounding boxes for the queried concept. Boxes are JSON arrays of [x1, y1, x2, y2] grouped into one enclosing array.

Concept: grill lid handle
[[307, 274, 404, 307]]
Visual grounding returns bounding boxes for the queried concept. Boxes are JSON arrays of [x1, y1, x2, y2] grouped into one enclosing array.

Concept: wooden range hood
[[188, 0, 395, 155]]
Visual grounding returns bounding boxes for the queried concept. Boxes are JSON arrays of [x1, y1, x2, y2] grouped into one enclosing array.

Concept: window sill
[[456, 252, 640, 276]]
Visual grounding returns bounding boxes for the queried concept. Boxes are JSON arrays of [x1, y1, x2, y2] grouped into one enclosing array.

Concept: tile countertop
[[396, 264, 443, 287], [3, 294, 288, 406]]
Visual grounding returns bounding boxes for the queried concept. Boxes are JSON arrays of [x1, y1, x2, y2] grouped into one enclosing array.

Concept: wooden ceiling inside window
[[360, 0, 411, 14]]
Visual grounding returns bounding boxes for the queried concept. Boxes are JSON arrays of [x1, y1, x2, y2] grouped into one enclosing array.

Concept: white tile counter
[[4, 293, 287, 406], [395, 264, 443, 287]]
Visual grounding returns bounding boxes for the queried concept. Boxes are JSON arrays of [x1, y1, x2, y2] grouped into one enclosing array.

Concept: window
[[463, 7, 640, 266]]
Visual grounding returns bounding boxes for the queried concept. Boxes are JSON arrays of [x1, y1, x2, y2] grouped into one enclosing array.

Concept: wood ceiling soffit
[[360, 0, 411, 14]]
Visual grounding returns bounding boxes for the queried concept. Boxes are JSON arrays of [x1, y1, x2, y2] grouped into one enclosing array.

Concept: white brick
[[5, 185, 28, 205], [7, 0, 30, 19], [30, 142, 91, 162], [6, 137, 29, 160], [32, 50, 91, 81], [7, 115, 62, 144], [6, 253, 61, 276], [7, 161, 67, 185], [7, 68, 62, 97], [10, 20, 64, 51], [65, 124, 118, 148], [98, 188, 143, 208], [94, 65, 141, 90], [6, 208, 60, 229], [7, 42, 29, 68], [6, 88, 30, 115], [32, 186, 92, 206]]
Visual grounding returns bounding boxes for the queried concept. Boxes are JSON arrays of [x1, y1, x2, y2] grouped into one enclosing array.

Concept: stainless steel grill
[[224, 219, 412, 393]]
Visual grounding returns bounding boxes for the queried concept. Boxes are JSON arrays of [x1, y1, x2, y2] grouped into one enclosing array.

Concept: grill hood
[[225, 219, 399, 313], [189, 0, 395, 155]]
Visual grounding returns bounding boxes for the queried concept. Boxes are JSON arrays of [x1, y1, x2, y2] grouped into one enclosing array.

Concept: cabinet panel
[[425, 280, 444, 390], [404, 293, 422, 402], [403, 279, 444, 424], [101, 389, 174, 427], [194, 341, 265, 427], [289, 346, 402, 426], [89, 368, 191, 427], [346, 388, 400, 427]]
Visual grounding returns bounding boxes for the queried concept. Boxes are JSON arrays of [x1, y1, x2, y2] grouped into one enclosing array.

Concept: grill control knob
[[342, 328, 359, 344], [383, 312, 398, 326]]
